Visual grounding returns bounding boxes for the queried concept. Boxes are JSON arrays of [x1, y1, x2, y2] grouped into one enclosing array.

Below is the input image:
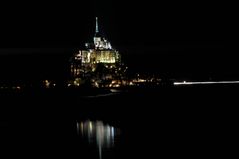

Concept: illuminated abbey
[[70, 17, 126, 87]]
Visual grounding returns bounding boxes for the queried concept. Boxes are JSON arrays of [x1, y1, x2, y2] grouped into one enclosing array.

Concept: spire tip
[[95, 17, 99, 33]]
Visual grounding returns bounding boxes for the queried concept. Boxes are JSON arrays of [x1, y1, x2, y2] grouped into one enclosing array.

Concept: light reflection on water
[[77, 120, 120, 159]]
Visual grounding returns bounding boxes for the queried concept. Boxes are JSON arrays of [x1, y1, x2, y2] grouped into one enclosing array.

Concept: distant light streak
[[174, 81, 239, 85]]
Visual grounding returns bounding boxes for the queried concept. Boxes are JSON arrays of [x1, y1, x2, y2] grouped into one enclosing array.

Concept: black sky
[[0, 1, 224, 46], [0, 1, 228, 80]]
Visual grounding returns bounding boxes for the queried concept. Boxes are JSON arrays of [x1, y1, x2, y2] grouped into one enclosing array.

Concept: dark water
[[0, 84, 236, 158]]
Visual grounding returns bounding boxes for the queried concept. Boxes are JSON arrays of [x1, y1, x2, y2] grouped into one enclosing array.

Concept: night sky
[[0, 1, 228, 80]]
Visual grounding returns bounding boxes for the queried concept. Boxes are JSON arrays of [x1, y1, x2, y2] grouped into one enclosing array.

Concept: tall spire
[[95, 17, 99, 33]]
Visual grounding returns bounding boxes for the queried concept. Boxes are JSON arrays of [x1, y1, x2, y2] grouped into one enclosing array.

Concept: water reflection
[[77, 120, 119, 159]]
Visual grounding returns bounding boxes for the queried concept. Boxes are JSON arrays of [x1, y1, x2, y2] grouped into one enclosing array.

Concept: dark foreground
[[0, 84, 236, 158]]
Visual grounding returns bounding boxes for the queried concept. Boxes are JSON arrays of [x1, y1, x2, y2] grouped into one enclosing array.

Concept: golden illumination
[[44, 80, 50, 88]]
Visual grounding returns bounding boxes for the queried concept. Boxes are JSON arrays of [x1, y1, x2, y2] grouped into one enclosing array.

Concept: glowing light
[[138, 79, 146, 82], [87, 52, 91, 62], [44, 80, 51, 88], [114, 84, 120, 87], [111, 127, 114, 137], [89, 121, 93, 132], [111, 80, 117, 84], [174, 81, 239, 85], [94, 82, 99, 88], [79, 122, 83, 134]]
